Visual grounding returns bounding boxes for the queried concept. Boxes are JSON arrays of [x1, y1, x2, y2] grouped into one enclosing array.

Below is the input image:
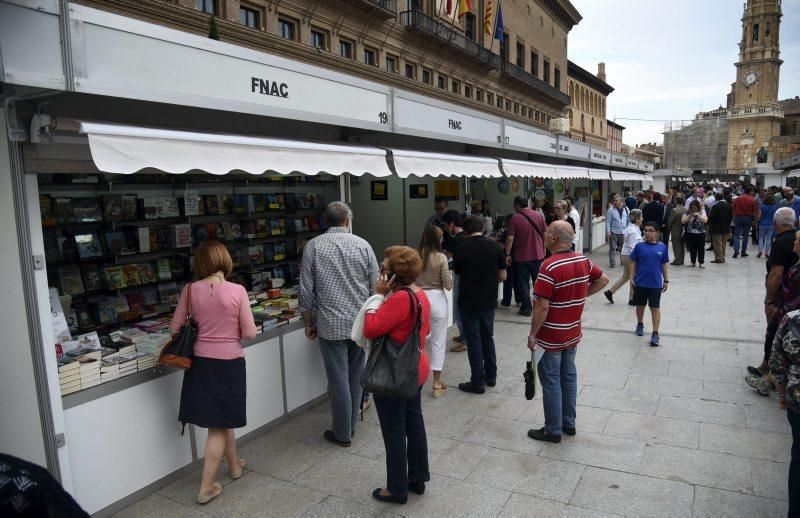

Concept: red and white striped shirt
[[533, 251, 603, 351]]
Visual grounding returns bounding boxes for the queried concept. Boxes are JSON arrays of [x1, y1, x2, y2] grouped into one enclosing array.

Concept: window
[[486, 92, 494, 105], [528, 109, 534, 120], [437, 74, 447, 89], [465, 13, 476, 41], [766, 22, 771, 38], [521, 105, 526, 117], [464, 84, 472, 98], [196, 0, 217, 14], [405, 62, 417, 79], [600, 121, 604, 134], [364, 47, 377, 66], [543, 59, 550, 84], [554, 67, 560, 89], [386, 54, 398, 73], [279, 18, 297, 41], [535, 110, 540, 122], [311, 29, 327, 50], [591, 118, 595, 133], [516, 42, 525, 68], [240, 6, 259, 28], [753, 23, 759, 43], [505, 99, 511, 111], [451, 79, 461, 94], [513, 102, 519, 115], [422, 68, 433, 85], [476, 89, 484, 102], [339, 39, 353, 59], [496, 95, 503, 108], [530, 52, 538, 77]]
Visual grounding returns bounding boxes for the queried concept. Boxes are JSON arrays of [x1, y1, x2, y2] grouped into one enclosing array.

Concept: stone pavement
[[116, 246, 792, 517]]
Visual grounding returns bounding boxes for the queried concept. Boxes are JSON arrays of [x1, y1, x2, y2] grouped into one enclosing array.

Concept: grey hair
[[774, 207, 797, 228], [613, 195, 623, 202], [324, 201, 352, 227], [629, 209, 643, 223], [554, 227, 574, 244], [556, 200, 568, 209]]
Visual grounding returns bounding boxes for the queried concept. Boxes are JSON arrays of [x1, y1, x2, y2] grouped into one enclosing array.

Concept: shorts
[[632, 286, 662, 308]]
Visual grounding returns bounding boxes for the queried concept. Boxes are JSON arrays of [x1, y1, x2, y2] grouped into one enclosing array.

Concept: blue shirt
[[629, 241, 669, 289], [759, 204, 778, 227], [625, 196, 637, 211], [606, 205, 630, 235], [778, 197, 800, 223]]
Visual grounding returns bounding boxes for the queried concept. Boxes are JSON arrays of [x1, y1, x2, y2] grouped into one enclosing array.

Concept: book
[[72, 197, 103, 223], [74, 331, 102, 351], [125, 291, 145, 313], [250, 194, 266, 213], [174, 224, 192, 248], [245, 220, 256, 239], [205, 223, 218, 241], [138, 262, 158, 284], [121, 226, 141, 254], [160, 197, 180, 218], [138, 227, 150, 253], [270, 218, 286, 236], [158, 282, 179, 306], [73, 303, 94, 330], [101, 195, 124, 222], [215, 223, 226, 242], [43, 229, 61, 262], [104, 266, 126, 289], [156, 258, 172, 280], [222, 222, 234, 241], [248, 245, 265, 265], [155, 227, 172, 251], [194, 225, 208, 245], [142, 197, 159, 220], [54, 197, 74, 224], [40, 194, 56, 227], [104, 231, 128, 255], [122, 194, 138, 221], [93, 298, 119, 324], [256, 219, 267, 238], [81, 264, 105, 292], [218, 194, 232, 215], [264, 243, 275, 262], [66, 308, 79, 332], [273, 242, 286, 261], [141, 286, 159, 306], [75, 232, 104, 259], [122, 264, 142, 286], [204, 195, 219, 215], [232, 194, 247, 214], [59, 264, 85, 296]]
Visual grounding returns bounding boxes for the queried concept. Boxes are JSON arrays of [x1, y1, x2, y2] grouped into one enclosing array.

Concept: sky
[[567, 0, 800, 146]]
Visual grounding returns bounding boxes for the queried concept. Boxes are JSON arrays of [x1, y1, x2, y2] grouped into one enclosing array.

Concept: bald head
[[549, 220, 574, 247]]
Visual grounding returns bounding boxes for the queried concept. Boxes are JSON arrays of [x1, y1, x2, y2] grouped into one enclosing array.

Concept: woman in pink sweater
[[170, 242, 257, 504]]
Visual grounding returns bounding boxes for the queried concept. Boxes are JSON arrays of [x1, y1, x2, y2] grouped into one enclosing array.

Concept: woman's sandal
[[230, 459, 247, 480], [432, 382, 448, 398], [197, 482, 222, 505]]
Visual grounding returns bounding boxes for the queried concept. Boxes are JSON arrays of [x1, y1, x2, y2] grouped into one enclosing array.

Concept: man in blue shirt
[[629, 221, 670, 347], [606, 195, 630, 269], [779, 187, 800, 227], [624, 191, 637, 211]]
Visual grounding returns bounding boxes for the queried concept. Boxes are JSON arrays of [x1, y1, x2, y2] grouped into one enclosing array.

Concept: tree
[[208, 16, 220, 41]]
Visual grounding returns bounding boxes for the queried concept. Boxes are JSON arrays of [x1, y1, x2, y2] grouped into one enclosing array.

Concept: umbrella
[[524, 350, 536, 400]]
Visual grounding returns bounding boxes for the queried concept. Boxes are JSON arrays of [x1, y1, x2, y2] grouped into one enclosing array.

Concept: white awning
[[589, 169, 611, 180], [79, 122, 393, 177], [500, 159, 557, 178], [788, 170, 800, 178], [389, 149, 502, 178], [553, 166, 589, 179], [644, 174, 654, 182], [610, 171, 645, 181]]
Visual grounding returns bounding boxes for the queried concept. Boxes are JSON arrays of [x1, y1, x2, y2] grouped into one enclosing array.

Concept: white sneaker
[[745, 374, 770, 396]]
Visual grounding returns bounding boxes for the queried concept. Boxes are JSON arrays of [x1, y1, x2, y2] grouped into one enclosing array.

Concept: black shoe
[[519, 309, 532, 317], [741, 252, 749, 257], [486, 379, 496, 387], [372, 488, 407, 504], [705, 247, 714, 251], [563, 426, 576, 436], [604, 290, 614, 303], [733, 252, 739, 258], [500, 302, 511, 308], [747, 366, 764, 377], [628, 299, 636, 306], [408, 480, 426, 495], [458, 382, 485, 394], [323, 430, 351, 448], [527, 427, 562, 443]]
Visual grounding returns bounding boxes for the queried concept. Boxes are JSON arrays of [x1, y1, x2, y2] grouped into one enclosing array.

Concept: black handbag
[[361, 288, 422, 399], [158, 283, 197, 370]]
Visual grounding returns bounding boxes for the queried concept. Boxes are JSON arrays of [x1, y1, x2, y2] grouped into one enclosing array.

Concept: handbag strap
[[403, 288, 422, 333], [185, 282, 193, 321]]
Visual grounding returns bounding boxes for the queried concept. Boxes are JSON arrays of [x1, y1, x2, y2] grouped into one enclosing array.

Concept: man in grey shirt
[[299, 202, 380, 447]]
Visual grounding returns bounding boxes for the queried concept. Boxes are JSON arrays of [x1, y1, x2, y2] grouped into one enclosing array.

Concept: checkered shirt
[[298, 227, 380, 341]]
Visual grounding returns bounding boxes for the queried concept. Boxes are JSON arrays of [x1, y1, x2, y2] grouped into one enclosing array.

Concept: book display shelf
[[38, 172, 337, 400]]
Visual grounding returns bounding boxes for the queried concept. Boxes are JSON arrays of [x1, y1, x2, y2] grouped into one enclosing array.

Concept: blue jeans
[[514, 260, 543, 312], [460, 309, 497, 388], [537, 347, 578, 436], [789, 408, 799, 517], [502, 262, 520, 305], [318, 338, 365, 442], [373, 388, 430, 498], [758, 225, 775, 255], [733, 215, 754, 254]]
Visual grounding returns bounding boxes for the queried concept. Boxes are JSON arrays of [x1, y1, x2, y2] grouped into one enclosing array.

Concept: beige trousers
[[608, 255, 633, 300]]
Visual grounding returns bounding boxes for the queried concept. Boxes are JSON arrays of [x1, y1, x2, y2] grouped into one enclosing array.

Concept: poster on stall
[[184, 189, 200, 216]]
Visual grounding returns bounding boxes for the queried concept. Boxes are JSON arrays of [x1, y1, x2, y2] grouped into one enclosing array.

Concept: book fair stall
[[0, 2, 652, 513]]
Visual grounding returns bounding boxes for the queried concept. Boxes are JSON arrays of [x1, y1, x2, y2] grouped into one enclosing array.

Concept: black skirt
[[179, 357, 246, 429]]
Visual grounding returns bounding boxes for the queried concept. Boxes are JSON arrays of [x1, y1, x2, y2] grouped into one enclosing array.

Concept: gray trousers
[[608, 233, 624, 266], [318, 338, 365, 443]]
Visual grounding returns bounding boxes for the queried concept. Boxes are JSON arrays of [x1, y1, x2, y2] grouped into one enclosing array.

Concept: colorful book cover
[[204, 223, 218, 241], [74, 303, 94, 329], [161, 197, 180, 218], [253, 194, 266, 213], [104, 266, 127, 289], [229, 222, 242, 240], [104, 231, 128, 255], [40, 194, 56, 227], [264, 243, 275, 262], [270, 218, 286, 236], [75, 232, 104, 259], [248, 245, 265, 265], [156, 258, 172, 280], [140, 286, 159, 306], [81, 263, 105, 292], [59, 264, 85, 296], [122, 194, 138, 221], [125, 291, 145, 313], [94, 298, 119, 325], [215, 223, 226, 242], [273, 242, 286, 261], [204, 195, 219, 215], [121, 226, 140, 254], [232, 194, 247, 214], [54, 197, 74, 224], [101, 195, 124, 223], [256, 219, 267, 238], [72, 198, 103, 223], [156, 228, 172, 250], [245, 220, 257, 239], [218, 194, 232, 215], [194, 225, 208, 245], [173, 224, 192, 248], [222, 222, 234, 241], [138, 262, 158, 284], [122, 264, 142, 286], [142, 198, 159, 220]]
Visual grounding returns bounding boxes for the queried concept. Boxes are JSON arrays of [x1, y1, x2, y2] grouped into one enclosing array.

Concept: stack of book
[[135, 332, 170, 357], [58, 358, 81, 395], [136, 352, 157, 371], [100, 358, 121, 382], [79, 356, 102, 389]]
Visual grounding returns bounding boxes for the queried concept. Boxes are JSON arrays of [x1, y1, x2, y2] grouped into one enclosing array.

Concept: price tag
[[271, 229, 281, 236], [274, 255, 285, 261], [269, 203, 280, 209]]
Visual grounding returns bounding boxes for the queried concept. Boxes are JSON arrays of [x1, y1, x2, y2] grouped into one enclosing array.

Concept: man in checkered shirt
[[299, 201, 380, 447]]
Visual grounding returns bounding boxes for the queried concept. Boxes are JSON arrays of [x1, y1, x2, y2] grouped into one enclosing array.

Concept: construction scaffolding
[[663, 109, 729, 176]]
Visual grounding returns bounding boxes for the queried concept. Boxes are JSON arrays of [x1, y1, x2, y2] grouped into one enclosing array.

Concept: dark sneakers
[[527, 427, 562, 443], [408, 480, 426, 495], [323, 430, 351, 448], [372, 488, 407, 504], [563, 426, 576, 436], [519, 309, 532, 317], [486, 379, 497, 387], [458, 382, 485, 394], [604, 290, 614, 303]]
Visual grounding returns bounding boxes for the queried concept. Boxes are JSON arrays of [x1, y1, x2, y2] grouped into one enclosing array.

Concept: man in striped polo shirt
[[527, 221, 609, 443]]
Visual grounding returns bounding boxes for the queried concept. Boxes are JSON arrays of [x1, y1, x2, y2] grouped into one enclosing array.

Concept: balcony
[[400, 10, 501, 70], [353, 0, 397, 18], [502, 62, 570, 107]]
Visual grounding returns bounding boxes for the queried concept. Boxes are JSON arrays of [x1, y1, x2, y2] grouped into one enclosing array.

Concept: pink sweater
[[170, 281, 258, 360]]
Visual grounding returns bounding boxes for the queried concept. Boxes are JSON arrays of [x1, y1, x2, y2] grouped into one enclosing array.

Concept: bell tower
[[726, 0, 784, 172]]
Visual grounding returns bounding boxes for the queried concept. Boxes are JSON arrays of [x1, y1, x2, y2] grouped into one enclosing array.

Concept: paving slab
[[394, 474, 511, 517], [750, 459, 790, 501], [692, 485, 788, 517], [638, 444, 752, 493], [536, 431, 646, 472], [239, 433, 335, 482], [500, 492, 620, 517], [113, 493, 203, 518], [576, 386, 660, 415], [300, 495, 385, 517], [603, 410, 700, 448], [698, 422, 792, 462], [656, 394, 747, 427], [744, 403, 792, 434]]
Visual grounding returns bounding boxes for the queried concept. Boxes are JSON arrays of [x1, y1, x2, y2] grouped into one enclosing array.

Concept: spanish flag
[[457, 0, 473, 19], [483, 0, 493, 35]]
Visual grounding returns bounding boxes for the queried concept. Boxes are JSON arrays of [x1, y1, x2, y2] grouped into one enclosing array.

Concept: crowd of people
[[159, 186, 798, 514]]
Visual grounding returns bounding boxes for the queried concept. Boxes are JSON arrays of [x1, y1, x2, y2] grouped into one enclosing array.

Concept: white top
[[621, 224, 643, 256], [568, 208, 581, 244]]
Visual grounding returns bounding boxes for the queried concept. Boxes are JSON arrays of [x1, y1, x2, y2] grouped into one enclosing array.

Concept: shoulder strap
[[185, 283, 193, 320], [519, 210, 545, 234], [403, 288, 422, 331]]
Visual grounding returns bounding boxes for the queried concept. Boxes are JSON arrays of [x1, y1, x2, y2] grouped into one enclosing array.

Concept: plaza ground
[[115, 245, 791, 517]]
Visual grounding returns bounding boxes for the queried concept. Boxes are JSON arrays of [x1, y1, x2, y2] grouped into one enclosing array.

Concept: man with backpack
[[504, 196, 547, 317]]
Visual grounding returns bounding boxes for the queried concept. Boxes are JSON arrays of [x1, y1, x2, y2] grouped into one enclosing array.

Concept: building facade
[[663, 108, 730, 176], [567, 61, 612, 148], [726, 0, 784, 171], [632, 142, 663, 168], [607, 119, 624, 152]]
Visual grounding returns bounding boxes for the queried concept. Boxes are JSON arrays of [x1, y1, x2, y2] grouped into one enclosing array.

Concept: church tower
[[726, 0, 784, 172]]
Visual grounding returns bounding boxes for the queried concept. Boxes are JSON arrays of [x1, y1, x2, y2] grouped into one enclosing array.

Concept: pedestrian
[[299, 202, 380, 448], [768, 306, 800, 517], [635, 191, 647, 210], [441, 210, 468, 352], [545, 200, 576, 255], [454, 215, 507, 394], [426, 199, 448, 228], [630, 221, 670, 346], [641, 192, 663, 229], [496, 214, 520, 308], [746, 209, 800, 395], [685, 186, 701, 210], [416, 225, 453, 398], [708, 193, 734, 263], [681, 199, 708, 267], [668, 195, 687, 265], [779, 187, 800, 225], [526, 220, 609, 442], [660, 193, 674, 246], [605, 195, 630, 269], [624, 190, 637, 211], [505, 196, 547, 317], [565, 196, 582, 252], [757, 194, 779, 258], [362, 246, 431, 505], [481, 200, 493, 233], [604, 209, 643, 305], [732, 186, 760, 258], [171, 241, 257, 504]]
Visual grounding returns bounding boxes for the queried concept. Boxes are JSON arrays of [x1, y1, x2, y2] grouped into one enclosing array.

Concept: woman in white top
[[416, 224, 453, 397], [604, 209, 643, 304], [566, 197, 581, 252]]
